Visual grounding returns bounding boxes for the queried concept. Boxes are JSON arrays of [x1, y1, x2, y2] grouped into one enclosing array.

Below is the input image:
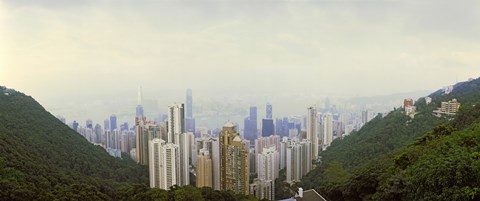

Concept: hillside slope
[[301, 77, 480, 200], [0, 87, 148, 200]]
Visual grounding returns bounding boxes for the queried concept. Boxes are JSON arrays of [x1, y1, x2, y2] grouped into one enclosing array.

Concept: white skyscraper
[[149, 138, 178, 190], [168, 104, 184, 144], [257, 146, 279, 181], [286, 139, 311, 183], [167, 103, 189, 186], [323, 112, 333, 150], [254, 135, 280, 173], [307, 106, 318, 159], [280, 137, 290, 170]]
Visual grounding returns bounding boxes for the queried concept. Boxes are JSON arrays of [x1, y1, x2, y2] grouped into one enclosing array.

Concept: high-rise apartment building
[[323, 113, 333, 150], [220, 122, 250, 195], [149, 138, 178, 190], [307, 106, 318, 159], [196, 148, 213, 188], [250, 178, 274, 201], [254, 135, 280, 174], [286, 139, 311, 183], [257, 146, 279, 181], [135, 118, 157, 166], [167, 103, 189, 186]]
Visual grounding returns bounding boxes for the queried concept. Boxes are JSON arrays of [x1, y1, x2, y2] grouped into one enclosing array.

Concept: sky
[[1, 0, 480, 125]]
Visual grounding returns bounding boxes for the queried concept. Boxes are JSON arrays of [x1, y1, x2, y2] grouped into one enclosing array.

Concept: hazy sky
[[1, 0, 480, 114]]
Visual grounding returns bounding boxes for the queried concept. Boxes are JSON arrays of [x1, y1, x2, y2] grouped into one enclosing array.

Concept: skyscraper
[[104, 119, 110, 131], [185, 89, 195, 133], [110, 114, 117, 131], [286, 139, 311, 183], [168, 104, 185, 143], [262, 103, 274, 137], [244, 106, 258, 142], [186, 89, 193, 118], [257, 146, 279, 181], [261, 119, 274, 137], [220, 122, 250, 195], [323, 113, 333, 150], [196, 148, 213, 188], [167, 103, 189, 186], [149, 138, 178, 190], [135, 116, 148, 165], [307, 106, 318, 159]]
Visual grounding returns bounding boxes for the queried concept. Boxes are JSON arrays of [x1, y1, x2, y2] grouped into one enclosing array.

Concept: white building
[[257, 146, 279, 181], [322, 113, 333, 151], [286, 139, 312, 184], [148, 138, 179, 190], [307, 106, 319, 160], [168, 103, 190, 186]]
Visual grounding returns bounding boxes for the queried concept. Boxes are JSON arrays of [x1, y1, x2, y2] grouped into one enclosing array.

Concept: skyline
[[2, 0, 480, 125]]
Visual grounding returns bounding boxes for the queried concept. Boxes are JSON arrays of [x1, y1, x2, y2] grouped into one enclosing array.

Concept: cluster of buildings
[[60, 88, 380, 201]]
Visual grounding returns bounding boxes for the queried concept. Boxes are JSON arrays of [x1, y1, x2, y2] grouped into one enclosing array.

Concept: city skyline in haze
[[1, 0, 479, 126]]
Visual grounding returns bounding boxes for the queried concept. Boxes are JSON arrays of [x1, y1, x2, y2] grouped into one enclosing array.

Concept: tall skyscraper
[[323, 112, 333, 150], [186, 89, 193, 118], [135, 116, 148, 165], [257, 146, 279, 181], [185, 89, 195, 133], [104, 119, 110, 131], [262, 103, 274, 137], [149, 138, 178, 190], [220, 122, 250, 195], [254, 135, 280, 174], [168, 104, 185, 143], [286, 139, 311, 183], [307, 106, 318, 159], [110, 114, 117, 131], [261, 119, 274, 137], [244, 106, 258, 142], [196, 148, 213, 188], [167, 103, 189, 186], [251, 144, 277, 201]]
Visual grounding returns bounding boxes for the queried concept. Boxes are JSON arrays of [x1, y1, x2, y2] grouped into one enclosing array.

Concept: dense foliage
[[300, 77, 480, 201], [0, 87, 258, 201]]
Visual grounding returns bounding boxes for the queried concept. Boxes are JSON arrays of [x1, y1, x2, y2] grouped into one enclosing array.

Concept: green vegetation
[[0, 87, 257, 201], [300, 78, 480, 201]]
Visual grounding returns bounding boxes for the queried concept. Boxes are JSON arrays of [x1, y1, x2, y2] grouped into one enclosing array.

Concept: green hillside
[[0, 87, 149, 200], [301, 78, 480, 200]]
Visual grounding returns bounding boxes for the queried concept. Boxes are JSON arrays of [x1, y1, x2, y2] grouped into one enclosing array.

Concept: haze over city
[[2, 0, 480, 125]]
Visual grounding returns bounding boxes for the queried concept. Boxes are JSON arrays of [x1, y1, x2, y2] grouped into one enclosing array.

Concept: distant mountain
[[0, 87, 149, 200], [301, 77, 480, 201]]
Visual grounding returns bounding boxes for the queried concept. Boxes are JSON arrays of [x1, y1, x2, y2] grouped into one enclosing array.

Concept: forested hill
[[301, 77, 480, 201], [0, 87, 148, 200]]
